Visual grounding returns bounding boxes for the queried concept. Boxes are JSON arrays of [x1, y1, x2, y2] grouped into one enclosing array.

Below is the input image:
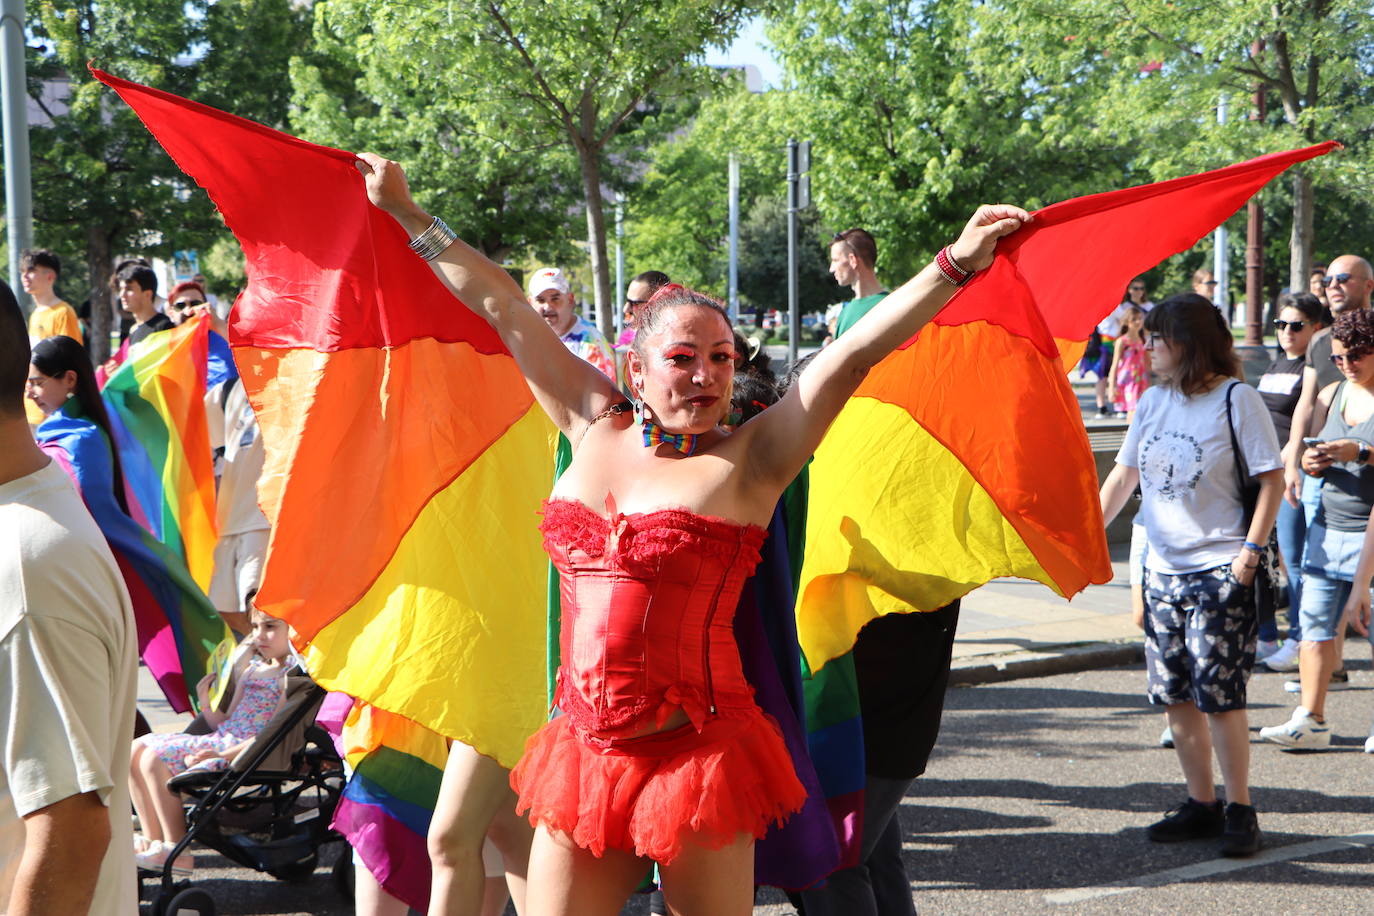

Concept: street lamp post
[[0, 0, 32, 313]]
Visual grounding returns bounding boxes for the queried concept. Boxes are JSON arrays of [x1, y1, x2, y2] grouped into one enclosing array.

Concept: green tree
[[974, 0, 1374, 292], [289, 1, 582, 265], [25, 0, 311, 359], [736, 194, 837, 320], [765, 0, 1137, 281], [303, 0, 760, 337]]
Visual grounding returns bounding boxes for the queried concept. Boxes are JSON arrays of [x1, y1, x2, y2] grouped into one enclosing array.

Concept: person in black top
[[1255, 293, 1324, 669], [117, 263, 172, 347]]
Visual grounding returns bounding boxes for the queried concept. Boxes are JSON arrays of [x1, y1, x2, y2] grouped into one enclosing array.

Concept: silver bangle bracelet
[[408, 216, 458, 262]]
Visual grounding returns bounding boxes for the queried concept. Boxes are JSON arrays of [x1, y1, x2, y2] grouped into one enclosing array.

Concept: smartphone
[[1302, 437, 1325, 449]]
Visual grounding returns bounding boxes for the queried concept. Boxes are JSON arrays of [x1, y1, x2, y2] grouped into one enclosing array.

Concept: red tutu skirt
[[510, 709, 807, 864]]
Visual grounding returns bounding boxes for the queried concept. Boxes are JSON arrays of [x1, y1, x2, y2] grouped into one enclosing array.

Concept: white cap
[[527, 267, 570, 298]]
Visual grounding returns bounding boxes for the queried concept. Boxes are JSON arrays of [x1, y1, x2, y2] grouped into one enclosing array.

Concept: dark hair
[[1275, 291, 1324, 325], [0, 279, 26, 418], [1144, 293, 1238, 395], [631, 285, 732, 358], [116, 262, 157, 295], [1331, 309, 1374, 358], [1122, 276, 1147, 303], [730, 371, 779, 427], [630, 271, 671, 295], [832, 228, 877, 269], [31, 336, 130, 513], [732, 331, 775, 382], [20, 248, 60, 278], [778, 351, 818, 398]]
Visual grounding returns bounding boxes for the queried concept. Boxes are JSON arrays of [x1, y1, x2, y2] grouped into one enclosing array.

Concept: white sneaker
[[1159, 726, 1174, 748], [1259, 640, 1300, 672], [1260, 707, 1332, 749], [1364, 734, 1374, 754], [1256, 638, 1281, 661], [1284, 669, 1350, 692]]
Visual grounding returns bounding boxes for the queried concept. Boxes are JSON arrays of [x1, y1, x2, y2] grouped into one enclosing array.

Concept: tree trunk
[[85, 224, 113, 364], [576, 145, 614, 340], [1289, 168, 1314, 295]]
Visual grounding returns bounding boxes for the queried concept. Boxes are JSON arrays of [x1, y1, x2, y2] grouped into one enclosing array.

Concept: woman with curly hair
[[1263, 308, 1374, 751], [1100, 293, 1282, 858]]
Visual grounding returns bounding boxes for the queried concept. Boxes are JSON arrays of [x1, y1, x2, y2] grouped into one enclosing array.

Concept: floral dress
[[140, 662, 285, 774], [1113, 335, 1149, 413]]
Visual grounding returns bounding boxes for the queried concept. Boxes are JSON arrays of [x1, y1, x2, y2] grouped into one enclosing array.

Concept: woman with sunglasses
[[1100, 293, 1282, 858], [1254, 293, 1325, 671], [1262, 308, 1374, 751]]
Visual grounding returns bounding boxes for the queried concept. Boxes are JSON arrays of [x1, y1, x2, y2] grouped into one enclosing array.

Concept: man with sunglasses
[[166, 280, 208, 326]]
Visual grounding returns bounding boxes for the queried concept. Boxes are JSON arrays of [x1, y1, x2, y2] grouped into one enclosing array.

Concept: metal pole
[[1213, 94, 1229, 322], [728, 153, 739, 325], [614, 198, 624, 335], [1245, 39, 1266, 346], [786, 139, 799, 367], [1, 0, 32, 314]]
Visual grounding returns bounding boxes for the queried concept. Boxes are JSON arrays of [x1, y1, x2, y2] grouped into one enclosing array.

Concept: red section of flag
[[925, 141, 1340, 356], [90, 65, 505, 356]]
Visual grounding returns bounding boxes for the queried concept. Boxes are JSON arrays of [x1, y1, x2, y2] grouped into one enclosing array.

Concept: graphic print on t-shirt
[[1140, 431, 1203, 502]]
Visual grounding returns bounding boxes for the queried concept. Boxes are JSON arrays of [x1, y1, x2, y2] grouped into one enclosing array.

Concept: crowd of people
[[3, 166, 1370, 914], [1096, 255, 1374, 858]]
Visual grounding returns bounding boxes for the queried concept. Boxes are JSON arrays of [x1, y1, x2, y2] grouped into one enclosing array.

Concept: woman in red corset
[[359, 151, 1028, 916]]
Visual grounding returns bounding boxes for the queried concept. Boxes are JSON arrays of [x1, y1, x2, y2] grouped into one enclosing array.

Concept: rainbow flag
[[319, 697, 444, 913], [92, 67, 555, 768], [38, 408, 230, 713], [796, 142, 1340, 672], [101, 316, 219, 591]]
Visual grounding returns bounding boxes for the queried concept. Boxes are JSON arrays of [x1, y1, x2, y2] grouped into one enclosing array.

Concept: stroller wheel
[[158, 885, 215, 916]]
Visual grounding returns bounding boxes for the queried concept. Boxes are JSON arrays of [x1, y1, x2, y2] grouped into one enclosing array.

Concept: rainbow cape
[[797, 141, 1340, 671], [92, 67, 555, 768], [38, 407, 230, 713], [101, 316, 219, 591]]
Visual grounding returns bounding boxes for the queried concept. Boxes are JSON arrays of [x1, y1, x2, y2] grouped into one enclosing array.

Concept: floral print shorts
[[1143, 565, 1257, 713]]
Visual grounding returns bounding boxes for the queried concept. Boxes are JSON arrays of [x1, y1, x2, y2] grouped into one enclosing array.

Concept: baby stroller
[[139, 666, 347, 916]]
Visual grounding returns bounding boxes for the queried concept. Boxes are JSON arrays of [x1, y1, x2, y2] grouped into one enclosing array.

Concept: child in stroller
[[130, 608, 290, 873]]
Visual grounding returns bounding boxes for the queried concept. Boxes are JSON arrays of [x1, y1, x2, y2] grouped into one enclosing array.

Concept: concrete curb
[[949, 639, 1144, 687]]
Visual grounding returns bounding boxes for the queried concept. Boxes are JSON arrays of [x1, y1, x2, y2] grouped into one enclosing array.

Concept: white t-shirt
[[1096, 300, 1154, 338], [1117, 380, 1282, 574], [206, 379, 270, 537], [0, 461, 138, 914]]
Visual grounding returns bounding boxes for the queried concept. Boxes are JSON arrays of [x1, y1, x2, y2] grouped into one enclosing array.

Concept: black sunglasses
[[1322, 273, 1355, 288], [1273, 319, 1311, 331], [170, 298, 205, 310], [1331, 351, 1369, 365]]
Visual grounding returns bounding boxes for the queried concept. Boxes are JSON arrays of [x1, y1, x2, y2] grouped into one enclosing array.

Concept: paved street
[[143, 644, 1374, 914]]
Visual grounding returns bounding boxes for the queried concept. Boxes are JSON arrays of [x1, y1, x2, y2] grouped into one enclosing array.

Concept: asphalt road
[[144, 649, 1374, 915]]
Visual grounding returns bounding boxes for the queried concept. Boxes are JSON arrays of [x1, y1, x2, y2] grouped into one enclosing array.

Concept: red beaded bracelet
[[935, 246, 972, 287]]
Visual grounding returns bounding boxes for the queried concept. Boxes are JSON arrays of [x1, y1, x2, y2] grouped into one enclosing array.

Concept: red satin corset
[[540, 498, 768, 747]]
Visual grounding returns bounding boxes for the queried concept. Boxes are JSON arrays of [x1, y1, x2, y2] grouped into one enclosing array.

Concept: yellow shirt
[[25, 301, 83, 425], [27, 300, 83, 346]]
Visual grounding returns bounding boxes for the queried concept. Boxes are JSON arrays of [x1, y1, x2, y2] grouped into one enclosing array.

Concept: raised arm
[[738, 205, 1031, 490], [356, 154, 620, 441]]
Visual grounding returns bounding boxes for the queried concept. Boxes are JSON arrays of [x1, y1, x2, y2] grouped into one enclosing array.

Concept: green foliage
[[295, 0, 761, 333], [736, 195, 838, 316], [765, 0, 1138, 281], [287, 0, 584, 263], [23, 0, 311, 357]]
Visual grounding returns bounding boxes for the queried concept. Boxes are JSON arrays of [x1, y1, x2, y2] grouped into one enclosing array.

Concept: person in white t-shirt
[[0, 281, 139, 915], [1100, 293, 1282, 860]]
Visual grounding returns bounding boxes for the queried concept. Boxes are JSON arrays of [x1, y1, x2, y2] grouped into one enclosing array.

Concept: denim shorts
[[1302, 520, 1364, 582], [1143, 566, 1256, 713]]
